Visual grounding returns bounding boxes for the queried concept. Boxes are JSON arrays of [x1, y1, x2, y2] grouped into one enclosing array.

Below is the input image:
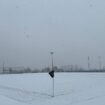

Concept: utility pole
[[88, 56, 90, 70], [98, 56, 102, 70], [3, 61, 5, 74]]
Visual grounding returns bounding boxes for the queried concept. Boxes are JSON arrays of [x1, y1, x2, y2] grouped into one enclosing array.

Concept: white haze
[[0, 0, 105, 69]]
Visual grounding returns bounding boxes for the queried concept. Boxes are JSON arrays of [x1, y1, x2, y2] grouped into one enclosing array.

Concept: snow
[[0, 73, 105, 105]]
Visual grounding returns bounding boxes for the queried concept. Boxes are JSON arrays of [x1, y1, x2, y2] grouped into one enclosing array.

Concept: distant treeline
[[0, 66, 105, 74]]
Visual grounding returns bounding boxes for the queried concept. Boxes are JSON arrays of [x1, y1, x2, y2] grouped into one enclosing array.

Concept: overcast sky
[[0, 0, 105, 69]]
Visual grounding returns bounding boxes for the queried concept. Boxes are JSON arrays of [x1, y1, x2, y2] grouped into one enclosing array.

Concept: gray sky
[[0, 0, 105, 69]]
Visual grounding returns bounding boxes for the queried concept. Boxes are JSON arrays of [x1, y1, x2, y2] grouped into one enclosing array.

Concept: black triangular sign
[[49, 70, 54, 78]]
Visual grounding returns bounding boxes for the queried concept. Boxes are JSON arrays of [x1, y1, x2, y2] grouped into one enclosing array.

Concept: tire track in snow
[[70, 93, 105, 105], [0, 85, 51, 104]]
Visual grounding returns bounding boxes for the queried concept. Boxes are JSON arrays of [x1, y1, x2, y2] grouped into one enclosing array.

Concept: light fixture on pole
[[49, 52, 55, 97]]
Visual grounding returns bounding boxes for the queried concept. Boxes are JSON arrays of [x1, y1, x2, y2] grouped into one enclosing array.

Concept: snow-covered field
[[0, 73, 105, 105]]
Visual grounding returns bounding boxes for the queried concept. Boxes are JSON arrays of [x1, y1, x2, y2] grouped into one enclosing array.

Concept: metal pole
[[3, 61, 5, 74], [88, 56, 90, 70], [53, 76, 54, 97], [98, 56, 102, 70], [50, 52, 54, 97]]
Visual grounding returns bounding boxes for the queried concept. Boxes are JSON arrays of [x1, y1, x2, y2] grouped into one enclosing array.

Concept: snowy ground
[[0, 73, 105, 105]]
